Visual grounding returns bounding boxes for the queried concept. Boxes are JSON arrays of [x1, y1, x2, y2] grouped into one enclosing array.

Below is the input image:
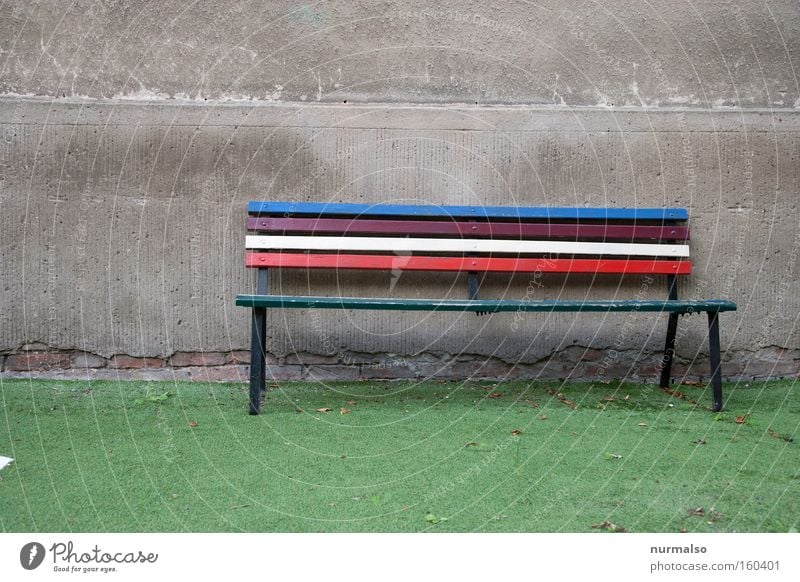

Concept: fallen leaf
[[229, 504, 251, 510], [679, 528, 688, 533], [681, 380, 703, 387], [295, 408, 303, 414], [511, 429, 522, 436], [735, 414, 750, 424], [538, 414, 548, 420], [638, 422, 648, 427], [339, 408, 351, 415], [346, 400, 357, 406], [768, 428, 794, 443], [188, 421, 198, 427], [547, 389, 577, 409], [604, 453, 623, 460], [464, 442, 479, 447], [425, 513, 448, 524], [602, 395, 616, 402], [692, 439, 706, 445], [687, 507, 705, 516], [591, 520, 627, 532], [489, 392, 503, 399], [660, 386, 702, 407], [316, 407, 332, 413]]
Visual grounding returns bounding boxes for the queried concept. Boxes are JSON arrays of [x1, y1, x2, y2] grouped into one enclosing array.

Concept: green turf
[[0, 378, 797, 532]]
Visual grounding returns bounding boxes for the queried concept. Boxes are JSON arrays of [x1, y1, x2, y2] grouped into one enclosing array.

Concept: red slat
[[246, 252, 691, 274], [246, 217, 689, 241]]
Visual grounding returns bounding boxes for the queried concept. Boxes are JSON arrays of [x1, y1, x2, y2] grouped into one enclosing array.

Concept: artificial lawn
[[0, 378, 797, 533]]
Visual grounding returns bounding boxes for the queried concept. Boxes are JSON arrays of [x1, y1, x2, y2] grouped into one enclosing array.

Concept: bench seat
[[236, 294, 737, 314], [238, 200, 736, 414]]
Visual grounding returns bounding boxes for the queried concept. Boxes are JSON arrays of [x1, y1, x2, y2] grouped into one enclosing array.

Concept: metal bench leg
[[659, 313, 679, 388], [248, 307, 266, 415], [707, 311, 723, 412]]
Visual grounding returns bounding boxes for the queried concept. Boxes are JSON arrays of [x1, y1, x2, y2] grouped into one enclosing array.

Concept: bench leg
[[248, 307, 266, 415], [707, 311, 724, 412], [659, 313, 679, 388]]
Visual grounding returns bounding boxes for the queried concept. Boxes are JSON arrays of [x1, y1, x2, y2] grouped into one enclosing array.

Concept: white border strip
[[246, 235, 690, 257]]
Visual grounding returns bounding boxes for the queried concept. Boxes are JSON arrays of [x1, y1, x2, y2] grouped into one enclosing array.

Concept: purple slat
[[246, 217, 689, 241]]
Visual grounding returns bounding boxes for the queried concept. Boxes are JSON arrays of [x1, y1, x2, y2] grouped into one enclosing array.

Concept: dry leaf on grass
[[538, 414, 548, 420], [681, 380, 704, 387], [735, 414, 750, 424], [346, 400, 357, 405], [687, 507, 705, 516], [489, 392, 503, 399], [339, 408, 351, 415], [188, 421, 198, 428], [591, 520, 627, 533], [316, 407, 332, 413], [768, 428, 793, 442], [547, 389, 577, 409], [511, 429, 522, 436]]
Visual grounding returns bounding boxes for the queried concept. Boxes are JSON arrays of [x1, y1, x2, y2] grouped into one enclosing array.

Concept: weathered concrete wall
[[1, 1, 798, 381], [1, 0, 798, 107]]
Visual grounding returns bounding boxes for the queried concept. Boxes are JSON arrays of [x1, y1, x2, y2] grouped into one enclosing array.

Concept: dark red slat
[[246, 217, 689, 241], [246, 252, 692, 275]]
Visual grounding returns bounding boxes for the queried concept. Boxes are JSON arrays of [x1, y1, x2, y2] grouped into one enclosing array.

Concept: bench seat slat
[[246, 217, 690, 242], [236, 294, 737, 313], [245, 235, 690, 257], [248, 201, 688, 221], [246, 252, 691, 274]]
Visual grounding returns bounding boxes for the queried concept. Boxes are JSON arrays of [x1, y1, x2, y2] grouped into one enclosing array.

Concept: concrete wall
[[1, 1, 798, 381]]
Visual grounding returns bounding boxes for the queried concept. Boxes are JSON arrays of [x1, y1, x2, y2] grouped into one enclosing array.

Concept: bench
[[236, 201, 737, 414]]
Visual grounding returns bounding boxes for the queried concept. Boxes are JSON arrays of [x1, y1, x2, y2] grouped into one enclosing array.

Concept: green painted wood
[[235, 294, 737, 313]]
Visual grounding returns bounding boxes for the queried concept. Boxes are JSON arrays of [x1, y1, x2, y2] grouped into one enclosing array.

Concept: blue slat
[[236, 294, 736, 313], [247, 201, 688, 221]]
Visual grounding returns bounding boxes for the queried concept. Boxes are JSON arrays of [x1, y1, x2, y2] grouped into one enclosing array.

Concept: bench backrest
[[245, 201, 690, 285]]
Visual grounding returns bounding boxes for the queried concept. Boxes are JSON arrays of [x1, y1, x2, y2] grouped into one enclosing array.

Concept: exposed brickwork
[[226, 351, 251, 365], [108, 355, 166, 369], [170, 352, 227, 367], [5, 352, 70, 371], [0, 348, 797, 384]]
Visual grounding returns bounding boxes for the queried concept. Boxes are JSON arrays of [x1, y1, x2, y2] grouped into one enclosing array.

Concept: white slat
[[245, 235, 690, 257]]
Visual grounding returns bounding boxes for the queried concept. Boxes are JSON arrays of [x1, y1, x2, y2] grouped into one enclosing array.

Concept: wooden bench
[[237, 201, 736, 414]]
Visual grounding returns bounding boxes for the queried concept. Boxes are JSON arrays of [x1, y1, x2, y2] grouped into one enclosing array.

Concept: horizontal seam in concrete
[[2, 97, 799, 133], [0, 122, 794, 134]]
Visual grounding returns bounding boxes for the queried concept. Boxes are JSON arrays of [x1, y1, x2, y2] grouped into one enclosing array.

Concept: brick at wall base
[[109, 355, 166, 369], [1, 349, 799, 383], [5, 352, 70, 371]]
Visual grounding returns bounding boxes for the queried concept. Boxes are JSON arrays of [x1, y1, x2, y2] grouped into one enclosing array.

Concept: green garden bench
[[237, 201, 736, 414]]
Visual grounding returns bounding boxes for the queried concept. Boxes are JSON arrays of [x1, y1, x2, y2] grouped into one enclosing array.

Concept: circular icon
[[20, 542, 46, 570]]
